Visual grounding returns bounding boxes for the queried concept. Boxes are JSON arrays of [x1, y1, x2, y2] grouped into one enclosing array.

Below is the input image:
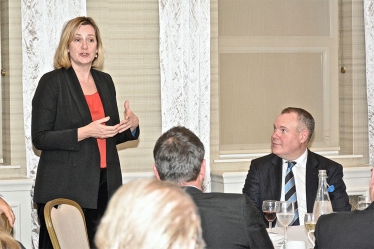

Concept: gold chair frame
[[44, 198, 90, 249]]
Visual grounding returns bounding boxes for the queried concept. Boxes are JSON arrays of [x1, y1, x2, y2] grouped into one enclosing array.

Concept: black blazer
[[314, 202, 374, 249], [32, 67, 139, 209], [242, 150, 351, 224], [184, 187, 274, 249]]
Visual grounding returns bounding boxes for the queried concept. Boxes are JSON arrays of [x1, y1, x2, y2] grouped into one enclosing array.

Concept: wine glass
[[304, 213, 316, 248], [262, 200, 277, 234], [357, 195, 371, 210], [275, 201, 295, 245]]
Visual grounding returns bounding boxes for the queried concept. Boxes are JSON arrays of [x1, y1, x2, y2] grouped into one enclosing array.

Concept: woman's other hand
[[118, 100, 139, 133]]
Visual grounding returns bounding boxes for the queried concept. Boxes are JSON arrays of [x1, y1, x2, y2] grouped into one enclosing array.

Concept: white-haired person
[[95, 178, 205, 249]]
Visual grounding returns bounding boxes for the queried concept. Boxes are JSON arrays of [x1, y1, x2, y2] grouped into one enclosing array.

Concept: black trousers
[[37, 168, 109, 249]]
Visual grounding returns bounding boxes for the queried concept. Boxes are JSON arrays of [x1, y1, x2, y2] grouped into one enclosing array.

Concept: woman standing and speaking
[[31, 16, 139, 248]]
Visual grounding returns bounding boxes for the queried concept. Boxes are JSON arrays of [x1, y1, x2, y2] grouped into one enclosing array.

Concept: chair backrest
[[44, 198, 90, 249]]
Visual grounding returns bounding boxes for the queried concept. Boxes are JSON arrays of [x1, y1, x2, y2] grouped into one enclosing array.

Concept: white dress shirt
[[279, 149, 308, 225]]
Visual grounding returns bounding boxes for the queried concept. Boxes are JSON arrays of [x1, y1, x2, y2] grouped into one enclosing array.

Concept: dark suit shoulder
[[315, 206, 374, 249], [309, 150, 341, 167], [250, 153, 281, 170], [185, 189, 272, 249], [188, 189, 245, 203], [38, 68, 65, 84], [33, 69, 67, 103], [251, 153, 277, 164], [91, 68, 113, 81]]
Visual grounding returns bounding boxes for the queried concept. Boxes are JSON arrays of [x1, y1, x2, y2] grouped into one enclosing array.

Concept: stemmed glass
[[357, 195, 371, 210], [275, 201, 295, 245], [304, 213, 316, 248], [262, 200, 277, 234]]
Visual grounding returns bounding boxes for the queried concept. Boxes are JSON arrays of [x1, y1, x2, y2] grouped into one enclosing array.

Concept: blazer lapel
[[306, 149, 319, 212], [91, 69, 118, 126], [63, 67, 92, 124]]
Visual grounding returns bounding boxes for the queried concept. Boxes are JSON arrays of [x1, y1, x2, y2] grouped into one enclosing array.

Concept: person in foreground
[[243, 107, 350, 226], [153, 126, 274, 249], [31, 16, 140, 248], [314, 170, 374, 249], [0, 195, 15, 228], [95, 178, 205, 249], [0, 231, 24, 249], [0, 195, 25, 249]]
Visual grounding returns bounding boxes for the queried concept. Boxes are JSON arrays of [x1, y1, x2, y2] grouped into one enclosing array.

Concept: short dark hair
[[153, 126, 205, 184], [281, 107, 315, 142]]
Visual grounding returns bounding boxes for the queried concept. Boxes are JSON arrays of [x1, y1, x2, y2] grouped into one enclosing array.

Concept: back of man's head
[[153, 126, 205, 184]]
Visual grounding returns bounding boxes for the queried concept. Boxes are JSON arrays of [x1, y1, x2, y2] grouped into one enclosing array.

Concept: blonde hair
[[0, 231, 21, 249], [54, 16, 104, 69], [95, 179, 205, 249]]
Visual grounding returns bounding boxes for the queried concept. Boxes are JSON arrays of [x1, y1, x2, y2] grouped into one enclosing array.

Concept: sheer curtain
[[21, 1, 86, 247], [158, 0, 211, 191], [364, 0, 374, 166]]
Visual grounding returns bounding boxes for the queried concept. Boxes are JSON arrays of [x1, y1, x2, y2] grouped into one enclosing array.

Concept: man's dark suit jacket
[[184, 187, 274, 249], [314, 202, 374, 249], [32, 67, 139, 209], [242, 150, 351, 224]]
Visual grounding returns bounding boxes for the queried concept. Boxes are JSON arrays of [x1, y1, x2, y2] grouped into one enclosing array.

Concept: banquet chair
[[44, 198, 90, 249]]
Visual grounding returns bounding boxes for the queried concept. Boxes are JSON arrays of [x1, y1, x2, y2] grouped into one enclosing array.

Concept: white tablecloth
[[269, 225, 313, 249]]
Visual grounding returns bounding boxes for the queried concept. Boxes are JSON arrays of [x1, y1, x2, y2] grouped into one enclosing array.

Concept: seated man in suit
[[243, 107, 351, 226], [153, 126, 274, 249], [314, 170, 374, 249]]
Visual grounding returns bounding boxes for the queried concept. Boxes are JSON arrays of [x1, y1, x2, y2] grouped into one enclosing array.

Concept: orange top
[[85, 92, 107, 168]]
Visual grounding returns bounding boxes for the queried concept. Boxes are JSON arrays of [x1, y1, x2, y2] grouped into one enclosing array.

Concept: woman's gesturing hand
[[78, 116, 120, 141], [118, 100, 139, 134]]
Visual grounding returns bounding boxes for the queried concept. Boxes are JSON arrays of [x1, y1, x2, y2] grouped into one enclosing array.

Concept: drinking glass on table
[[304, 213, 316, 248], [262, 200, 277, 234], [275, 201, 295, 245], [357, 195, 371, 210]]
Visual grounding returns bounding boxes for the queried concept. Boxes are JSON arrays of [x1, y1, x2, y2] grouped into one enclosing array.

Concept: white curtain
[[158, 0, 211, 191], [22, 1, 86, 247], [364, 0, 374, 166]]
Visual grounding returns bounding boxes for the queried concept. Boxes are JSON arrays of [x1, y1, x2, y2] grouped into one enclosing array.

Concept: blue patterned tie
[[285, 161, 299, 225]]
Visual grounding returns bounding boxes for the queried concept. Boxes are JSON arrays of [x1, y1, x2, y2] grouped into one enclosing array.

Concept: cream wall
[[86, 0, 162, 173], [1, 0, 27, 177], [211, 0, 369, 171]]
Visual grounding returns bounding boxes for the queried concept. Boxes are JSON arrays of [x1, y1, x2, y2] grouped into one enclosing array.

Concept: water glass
[[275, 201, 295, 245], [357, 195, 371, 210]]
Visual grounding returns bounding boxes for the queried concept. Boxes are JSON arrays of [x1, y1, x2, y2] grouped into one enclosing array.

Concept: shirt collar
[[282, 148, 308, 167]]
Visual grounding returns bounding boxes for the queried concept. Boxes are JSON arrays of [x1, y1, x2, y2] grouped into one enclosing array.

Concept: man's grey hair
[[281, 107, 315, 142], [153, 126, 205, 184]]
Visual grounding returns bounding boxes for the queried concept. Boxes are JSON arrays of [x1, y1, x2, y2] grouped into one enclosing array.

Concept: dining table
[[269, 225, 313, 249]]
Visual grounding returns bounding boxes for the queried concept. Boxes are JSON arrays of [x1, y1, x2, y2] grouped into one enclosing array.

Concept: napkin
[[268, 233, 284, 243]]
